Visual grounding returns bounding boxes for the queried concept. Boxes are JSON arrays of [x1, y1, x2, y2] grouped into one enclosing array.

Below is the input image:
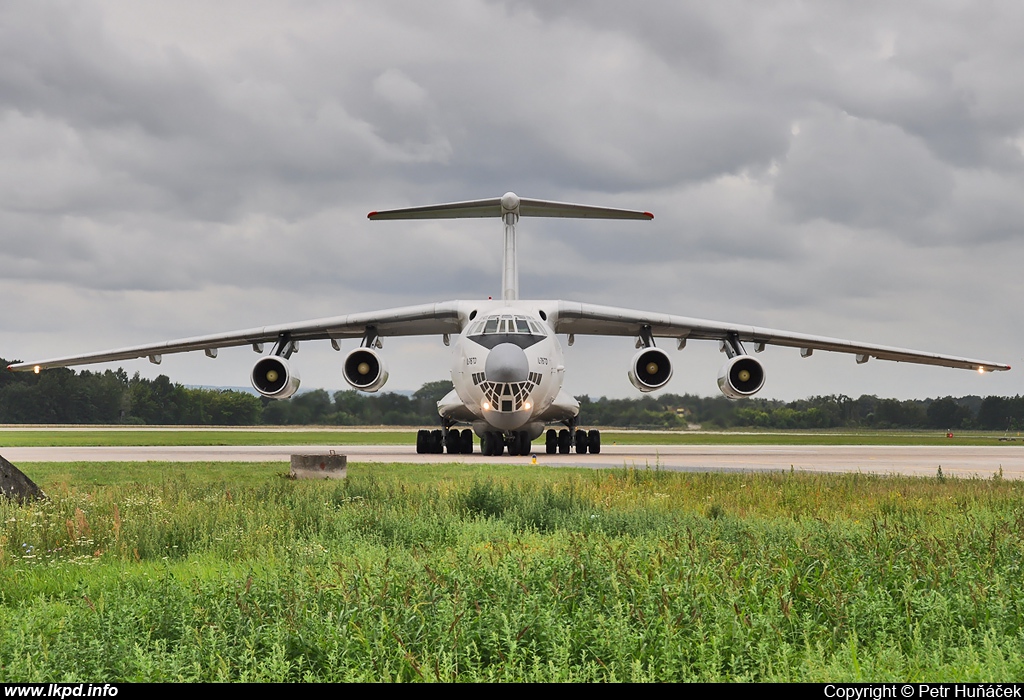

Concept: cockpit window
[[470, 314, 545, 337]]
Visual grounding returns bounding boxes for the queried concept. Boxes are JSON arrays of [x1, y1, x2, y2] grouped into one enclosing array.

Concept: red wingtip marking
[[367, 211, 378, 219], [644, 212, 654, 219]]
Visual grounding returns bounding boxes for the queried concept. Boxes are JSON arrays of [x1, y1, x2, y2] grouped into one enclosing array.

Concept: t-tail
[[368, 192, 653, 301]]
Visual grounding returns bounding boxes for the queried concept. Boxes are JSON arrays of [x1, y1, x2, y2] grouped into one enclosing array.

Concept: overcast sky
[[2, 0, 1023, 402]]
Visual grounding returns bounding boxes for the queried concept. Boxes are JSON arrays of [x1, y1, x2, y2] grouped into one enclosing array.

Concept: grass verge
[[1, 462, 1022, 681]]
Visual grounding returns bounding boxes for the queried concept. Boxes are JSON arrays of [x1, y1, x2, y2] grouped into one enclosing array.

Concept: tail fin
[[368, 192, 653, 301]]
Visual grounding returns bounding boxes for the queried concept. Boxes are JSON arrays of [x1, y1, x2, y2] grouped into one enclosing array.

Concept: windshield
[[468, 315, 545, 337]]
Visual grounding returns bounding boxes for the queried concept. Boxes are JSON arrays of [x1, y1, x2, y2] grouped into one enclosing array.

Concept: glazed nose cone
[[485, 343, 529, 383]]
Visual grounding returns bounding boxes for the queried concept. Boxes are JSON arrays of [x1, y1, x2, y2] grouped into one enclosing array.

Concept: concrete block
[[291, 453, 347, 480]]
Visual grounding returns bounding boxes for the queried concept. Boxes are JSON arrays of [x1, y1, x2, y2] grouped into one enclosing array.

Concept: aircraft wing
[[7, 301, 463, 372], [553, 301, 1011, 372]]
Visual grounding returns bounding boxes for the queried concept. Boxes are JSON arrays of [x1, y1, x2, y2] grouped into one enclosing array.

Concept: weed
[[1, 463, 1022, 681]]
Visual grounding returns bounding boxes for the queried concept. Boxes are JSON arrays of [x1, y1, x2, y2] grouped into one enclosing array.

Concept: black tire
[[518, 430, 531, 456], [588, 429, 601, 455], [558, 429, 571, 454], [431, 429, 444, 454], [482, 431, 504, 456], [545, 429, 557, 455], [575, 429, 589, 454], [446, 429, 461, 454], [461, 429, 474, 454], [508, 432, 520, 456], [416, 429, 430, 454]]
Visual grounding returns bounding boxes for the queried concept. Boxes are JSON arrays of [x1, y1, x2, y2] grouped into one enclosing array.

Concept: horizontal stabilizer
[[368, 192, 653, 221]]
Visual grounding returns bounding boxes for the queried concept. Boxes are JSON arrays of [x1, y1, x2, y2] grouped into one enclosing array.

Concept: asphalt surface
[[3, 443, 1022, 479]]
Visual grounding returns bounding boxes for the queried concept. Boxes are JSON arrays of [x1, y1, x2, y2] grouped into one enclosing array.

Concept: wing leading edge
[[8, 302, 462, 372], [553, 301, 1010, 372]]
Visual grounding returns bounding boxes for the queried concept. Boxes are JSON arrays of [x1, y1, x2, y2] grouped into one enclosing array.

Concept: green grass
[[0, 427, 1021, 447], [0, 429, 415, 447], [2, 461, 1023, 681]]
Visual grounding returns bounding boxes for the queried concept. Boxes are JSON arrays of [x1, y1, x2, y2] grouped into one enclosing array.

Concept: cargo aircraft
[[8, 192, 1011, 456]]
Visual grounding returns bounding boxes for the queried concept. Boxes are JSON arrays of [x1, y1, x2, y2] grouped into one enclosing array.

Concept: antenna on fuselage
[[368, 192, 653, 301]]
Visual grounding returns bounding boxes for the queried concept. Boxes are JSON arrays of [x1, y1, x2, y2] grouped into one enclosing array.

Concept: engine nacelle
[[717, 355, 766, 399], [343, 348, 389, 392], [251, 356, 301, 399], [628, 347, 673, 392]]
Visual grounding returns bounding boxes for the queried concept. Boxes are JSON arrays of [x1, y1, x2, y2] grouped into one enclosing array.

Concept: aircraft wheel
[[461, 429, 474, 454], [514, 431, 531, 457], [416, 429, 430, 454], [507, 432, 520, 456], [520, 431, 532, 455], [575, 429, 589, 454], [431, 429, 444, 454], [588, 429, 601, 455], [446, 429, 462, 454], [545, 429, 557, 455], [482, 431, 504, 456], [557, 429, 571, 454]]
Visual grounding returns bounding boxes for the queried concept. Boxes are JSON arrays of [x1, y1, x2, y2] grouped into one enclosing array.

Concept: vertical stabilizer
[[500, 192, 520, 300], [368, 192, 653, 301]]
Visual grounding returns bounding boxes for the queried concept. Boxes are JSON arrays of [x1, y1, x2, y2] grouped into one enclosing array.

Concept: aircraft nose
[[484, 343, 529, 383]]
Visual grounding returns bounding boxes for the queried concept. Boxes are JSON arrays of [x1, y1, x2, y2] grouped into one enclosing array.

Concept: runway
[[4, 443, 1023, 479]]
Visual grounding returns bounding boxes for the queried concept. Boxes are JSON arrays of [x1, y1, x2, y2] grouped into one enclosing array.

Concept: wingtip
[[643, 212, 654, 220], [367, 211, 378, 219]]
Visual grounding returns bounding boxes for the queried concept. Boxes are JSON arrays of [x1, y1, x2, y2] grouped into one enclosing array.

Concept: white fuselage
[[441, 303, 577, 438]]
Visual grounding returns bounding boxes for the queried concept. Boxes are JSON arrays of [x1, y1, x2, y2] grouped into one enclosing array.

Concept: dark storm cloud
[[0, 0, 1021, 399], [774, 110, 955, 229]]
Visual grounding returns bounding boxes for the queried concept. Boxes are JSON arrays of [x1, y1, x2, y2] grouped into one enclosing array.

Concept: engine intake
[[628, 347, 673, 392], [718, 355, 766, 398], [344, 348, 389, 392], [251, 356, 301, 399]]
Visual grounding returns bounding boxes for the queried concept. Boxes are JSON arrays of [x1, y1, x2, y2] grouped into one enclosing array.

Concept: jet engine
[[343, 348, 389, 392], [251, 356, 301, 399], [628, 347, 673, 392], [717, 355, 766, 398]]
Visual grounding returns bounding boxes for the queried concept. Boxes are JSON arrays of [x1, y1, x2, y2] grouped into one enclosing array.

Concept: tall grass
[[1, 463, 1022, 681]]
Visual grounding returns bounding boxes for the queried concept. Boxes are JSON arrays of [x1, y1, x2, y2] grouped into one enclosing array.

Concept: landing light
[[523, 401, 531, 410], [33, 365, 40, 374], [978, 367, 985, 374], [482, 401, 491, 411]]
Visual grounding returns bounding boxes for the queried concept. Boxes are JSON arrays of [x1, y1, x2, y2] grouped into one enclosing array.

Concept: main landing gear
[[416, 428, 473, 454], [415, 423, 600, 456], [545, 428, 601, 455]]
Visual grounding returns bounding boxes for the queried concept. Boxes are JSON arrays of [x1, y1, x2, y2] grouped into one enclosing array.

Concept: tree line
[[1, 359, 1023, 430]]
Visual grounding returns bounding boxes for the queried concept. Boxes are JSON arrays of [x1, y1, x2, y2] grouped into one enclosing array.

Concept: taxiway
[[3, 444, 1022, 479]]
